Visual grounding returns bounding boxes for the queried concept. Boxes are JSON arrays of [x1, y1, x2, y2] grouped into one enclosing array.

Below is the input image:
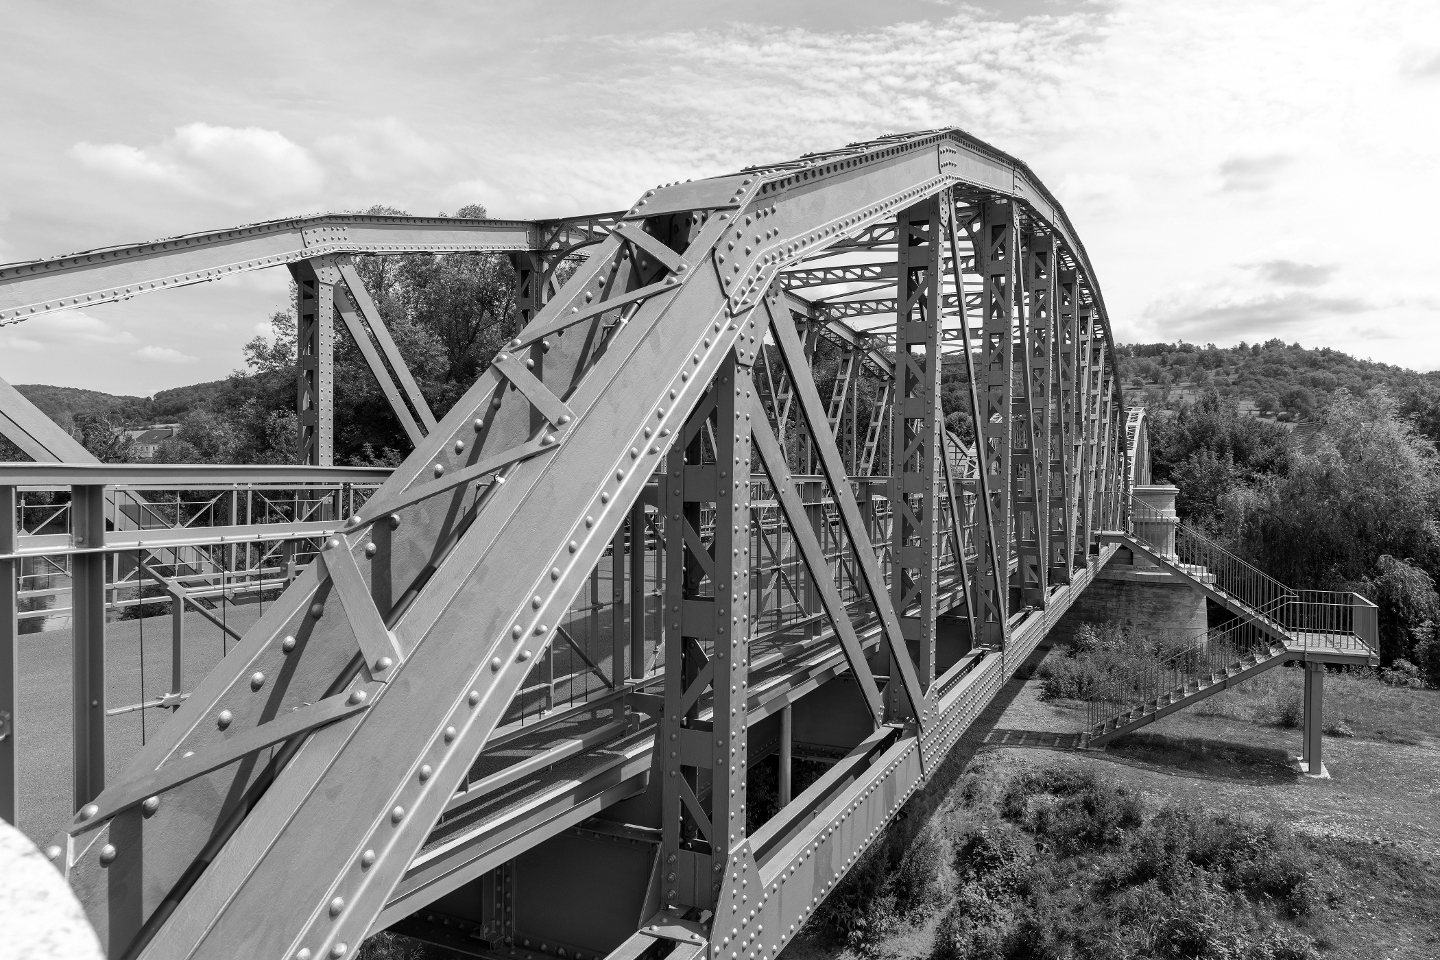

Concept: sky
[[1, 0, 1437, 397]]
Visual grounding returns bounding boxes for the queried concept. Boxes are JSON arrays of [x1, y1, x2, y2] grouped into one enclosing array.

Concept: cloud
[[0, 333, 43, 352], [1142, 290, 1369, 339], [1402, 50, 1440, 78], [315, 118, 453, 182], [71, 123, 324, 206], [1251, 260, 1335, 287], [0, 309, 136, 358], [1218, 155, 1292, 192], [5, 310, 138, 347], [135, 345, 196, 363]]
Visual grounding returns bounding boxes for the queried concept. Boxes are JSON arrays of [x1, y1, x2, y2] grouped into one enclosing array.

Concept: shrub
[[1254, 685, 1304, 728], [1379, 658, 1425, 688], [1037, 656, 1106, 700], [1322, 717, 1354, 737], [1029, 784, 1143, 856]]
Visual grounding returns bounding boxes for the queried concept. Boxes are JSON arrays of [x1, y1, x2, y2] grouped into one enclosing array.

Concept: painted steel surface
[[0, 128, 1145, 960]]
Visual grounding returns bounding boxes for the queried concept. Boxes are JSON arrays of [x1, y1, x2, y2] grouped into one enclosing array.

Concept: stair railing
[[1083, 615, 1279, 736], [1126, 493, 1295, 623], [1281, 589, 1379, 658]]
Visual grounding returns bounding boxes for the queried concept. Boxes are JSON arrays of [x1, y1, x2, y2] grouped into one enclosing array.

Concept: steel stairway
[[1085, 497, 1377, 746]]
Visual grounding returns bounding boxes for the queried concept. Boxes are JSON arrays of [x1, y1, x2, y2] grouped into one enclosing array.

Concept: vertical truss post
[[169, 584, 185, 703], [947, 202, 1007, 652], [1072, 306, 1096, 566], [1017, 227, 1052, 607], [659, 351, 753, 914], [888, 196, 944, 695], [1052, 268, 1078, 584], [975, 200, 1018, 647], [629, 500, 647, 680], [778, 704, 793, 806], [510, 251, 548, 325], [0, 485, 15, 824], [859, 380, 890, 476], [611, 527, 627, 720], [290, 258, 337, 467], [1081, 330, 1108, 553], [826, 345, 855, 435], [1093, 354, 1117, 534], [71, 484, 107, 809]]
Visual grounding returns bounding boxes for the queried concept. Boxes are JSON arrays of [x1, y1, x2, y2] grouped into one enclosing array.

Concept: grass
[[793, 758, 1336, 960], [780, 647, 1440, 960], [1192, 666, 1440, 745]]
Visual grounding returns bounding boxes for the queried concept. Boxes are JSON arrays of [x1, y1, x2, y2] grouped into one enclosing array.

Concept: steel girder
[[0, 213, 620, 326], [10, 128, 1133, 960]]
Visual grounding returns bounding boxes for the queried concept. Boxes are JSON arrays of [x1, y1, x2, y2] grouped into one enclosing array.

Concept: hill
[[1115, 338, 1440, 439], [12, 380, 225, 431]]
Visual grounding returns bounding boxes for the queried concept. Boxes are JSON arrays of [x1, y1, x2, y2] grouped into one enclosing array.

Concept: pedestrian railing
[[1081, 495, 1381, 739]]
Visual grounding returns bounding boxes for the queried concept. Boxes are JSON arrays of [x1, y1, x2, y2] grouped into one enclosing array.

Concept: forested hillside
[[1117, 338, 1440, 440], [1115, 341, 1440, 685]]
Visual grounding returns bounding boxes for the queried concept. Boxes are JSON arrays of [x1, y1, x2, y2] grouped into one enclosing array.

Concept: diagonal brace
[[765, 299, 927, 723], [749, 396, 884, 727], [65, 684, 379, 835]]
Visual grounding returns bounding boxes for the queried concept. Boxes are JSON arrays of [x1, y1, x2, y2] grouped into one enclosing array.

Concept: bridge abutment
[[1049, 485, 1208, 646]]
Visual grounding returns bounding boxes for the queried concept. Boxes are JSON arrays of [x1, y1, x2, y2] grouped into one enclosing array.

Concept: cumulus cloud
[[1252, 260, 1335, 287], [315, 118, 453, 182], [1142, 289, 1369, 339], [10, 310, 136, 347], [71, 123, 325, 206], [1217, 155, 1293, 193], [136, 345, 196, 363]]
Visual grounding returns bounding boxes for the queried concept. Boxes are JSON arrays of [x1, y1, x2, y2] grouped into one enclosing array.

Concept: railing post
[[778, 704, 793, 806], [71, 483, 107, 809], [169, 583, 185, 703], [0, 485, 17, 824]]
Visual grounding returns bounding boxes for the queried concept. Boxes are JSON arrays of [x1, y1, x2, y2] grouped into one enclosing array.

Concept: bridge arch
[[1, 128, 1135, 960]]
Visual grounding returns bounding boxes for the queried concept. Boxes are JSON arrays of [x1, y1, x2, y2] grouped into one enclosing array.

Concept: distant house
[[126, 423, 180, 460]]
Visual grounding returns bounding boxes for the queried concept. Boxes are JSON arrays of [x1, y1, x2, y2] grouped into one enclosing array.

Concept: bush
[[1379, 658, 1426, 688], [1036, 656, 1106, 700], [1254, 685, 1304, 728]]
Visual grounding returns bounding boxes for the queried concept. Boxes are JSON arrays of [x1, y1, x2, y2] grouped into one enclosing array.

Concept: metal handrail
[[1082, 495, 1382, 736], [1127, 493, 1295, 620], [1084, 615, 1281, 734]]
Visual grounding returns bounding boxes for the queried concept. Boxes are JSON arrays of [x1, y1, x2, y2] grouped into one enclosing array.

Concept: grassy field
[[780, 649, 1440, 960]]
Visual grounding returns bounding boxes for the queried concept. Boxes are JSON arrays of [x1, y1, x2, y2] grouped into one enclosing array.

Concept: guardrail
[[1084, 615, 1277, 735], [1126, 493, 1293, 618], [1082, 495, 1383, 737]]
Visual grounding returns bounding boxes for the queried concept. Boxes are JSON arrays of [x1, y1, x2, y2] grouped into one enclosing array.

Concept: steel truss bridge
[[0, 128, 1367, 960]]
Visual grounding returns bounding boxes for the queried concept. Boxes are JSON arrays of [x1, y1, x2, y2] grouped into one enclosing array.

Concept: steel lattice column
[[510, 251, 547, 325], [1052, 266, 1077, 584], [974, 200, 1017, 647], [660, 350, 754, 913], [290, 258, 337, 466], [1017, 228, 1054, 607], [888, 196, 944, 694]]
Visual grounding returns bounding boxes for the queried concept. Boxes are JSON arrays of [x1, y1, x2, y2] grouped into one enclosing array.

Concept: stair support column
[[1301, 661, 1327, 778]]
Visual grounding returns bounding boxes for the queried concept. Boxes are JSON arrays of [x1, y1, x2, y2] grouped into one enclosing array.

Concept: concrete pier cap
[[1132, 483, 1180, 562]]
